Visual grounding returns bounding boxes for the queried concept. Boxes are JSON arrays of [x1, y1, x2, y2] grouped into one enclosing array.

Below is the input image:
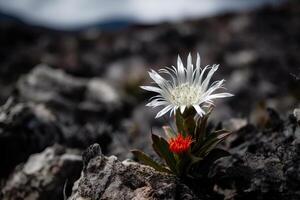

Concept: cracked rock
[[1, 145, 82, 200], [68, 144, 198, 200]]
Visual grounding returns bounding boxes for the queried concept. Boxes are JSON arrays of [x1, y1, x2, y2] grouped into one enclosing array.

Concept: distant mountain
[[0, 0, 285, 31]]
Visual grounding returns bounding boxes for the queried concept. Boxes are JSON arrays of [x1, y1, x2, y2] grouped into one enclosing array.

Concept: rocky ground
[[0, 1, 300, 200]]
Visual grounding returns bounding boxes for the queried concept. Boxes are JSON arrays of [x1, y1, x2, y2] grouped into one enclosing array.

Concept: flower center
[[170, 83, 200, 106]]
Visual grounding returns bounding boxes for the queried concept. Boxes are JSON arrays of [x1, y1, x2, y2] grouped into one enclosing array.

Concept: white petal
[[193, 53, 201, 83], [155, 105, 173, 118], [177, 55, 185, 84], [148, 70, 172, 95], [180, 105, 186, 114], [206, 93, 234, 99], [187, 53, 193, 83], [203, 80, 224, 96], [149, 94, 164, 101], [146, 100, 169, 107], [193, 105, 205, 116], [201, 92, 233, 104], [158, 68, 177, 88], [201, 64, 219, 91], [195, 65, 210, 86], [140, 86, 162, 94], [196, 53, 201, 69], [149, 70, 168, 87], [170, 107, 177, 117]]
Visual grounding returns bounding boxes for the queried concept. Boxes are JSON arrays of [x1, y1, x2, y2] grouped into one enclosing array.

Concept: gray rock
[[0, 98, 63, 177], [0, 96, 112, 178], [1, 145, 82, 200], [17, 64, 86, 104], [0, 65, 129, 177], [68, 144, 198, 200], [212, 110, 300, 200], [222, 118, 247, 132], [294, 108, 300, 124], [17, 64, 123, 114]]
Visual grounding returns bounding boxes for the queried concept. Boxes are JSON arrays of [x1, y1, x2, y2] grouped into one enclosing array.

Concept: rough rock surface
[[69, 110, 300, 200], [0, 66, 126, 177], [0, 2, 299, 200], [211, 110, 300, 200], [16, 65, 128, 152], [1, 145, 82, 200], [17, 65, 125, 120], [68, 144, 198, 200], [0, 98, 63, 177]]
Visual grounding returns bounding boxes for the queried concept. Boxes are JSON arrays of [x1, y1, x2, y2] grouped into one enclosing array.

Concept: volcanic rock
[[68, 144, 198, 200], [1, 145, 82, 200]]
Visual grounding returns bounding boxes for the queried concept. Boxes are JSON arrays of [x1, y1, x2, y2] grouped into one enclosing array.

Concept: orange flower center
[[168, 134, 192, 154]]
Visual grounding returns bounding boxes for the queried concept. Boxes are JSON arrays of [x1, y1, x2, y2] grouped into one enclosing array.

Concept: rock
[[17, 64, 86, 104], [86, 78, 120, 106], [68, 144, 198, 200], [0, 2, 300, 200], [222, 118, 247, 132], [17, 65, 123, 115], [0, 98, 63, 177], [17, 65, 128, 147], [1, 145, 82, 200], [14, 64, 132, 150], [212, 110, 300, 200], [294, 108, 300, 124], [0, 95, 113, 178], [225, 50, 257, 67]]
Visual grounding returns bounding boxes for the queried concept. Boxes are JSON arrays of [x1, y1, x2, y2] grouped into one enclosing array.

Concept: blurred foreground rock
[[68, 144, 198, 200], [1, 145, 82, 200]]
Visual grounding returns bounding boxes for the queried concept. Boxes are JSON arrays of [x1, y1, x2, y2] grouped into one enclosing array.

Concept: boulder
[[68, 144, 198, 200], [1, 145, 82, 200]]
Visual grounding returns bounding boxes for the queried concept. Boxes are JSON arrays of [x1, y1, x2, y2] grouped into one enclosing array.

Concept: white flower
[[141, 53, 233, 118]]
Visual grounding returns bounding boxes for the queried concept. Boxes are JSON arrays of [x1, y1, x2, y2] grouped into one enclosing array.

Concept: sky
[[0, 0, 285, 30]]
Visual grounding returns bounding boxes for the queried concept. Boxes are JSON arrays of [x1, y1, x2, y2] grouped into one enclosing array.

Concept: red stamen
[[168, 133, 192, 154]]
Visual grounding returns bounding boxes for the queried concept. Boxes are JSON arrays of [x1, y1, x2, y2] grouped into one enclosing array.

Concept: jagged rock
[[0, 98, 63, 177], [294, 108, 300, 124], [0, 2, 299, 200], [16, 64, 128, 149], [68, 144, 198, 200], [17, 64, 123, 116], [222, 118, 247, 132], [0, 96, 112, 178], [1, 145, 82, 200], [212, 111, 300, 200], [0, 65, 130, 176]]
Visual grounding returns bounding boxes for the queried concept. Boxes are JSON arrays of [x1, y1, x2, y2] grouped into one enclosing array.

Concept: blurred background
[[0, 0, 299, 199]]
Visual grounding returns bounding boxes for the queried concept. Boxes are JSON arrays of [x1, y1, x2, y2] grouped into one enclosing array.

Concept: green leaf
[[192, 148, 229, 166], [193, 130, 231, 158], [175, 110, 186, 136], [190, 154, 203, 164], [163, 126, 176, 139], [175, 153, 192, 177], [194, 106, 214, 142], [152, 134, 177, 173], [175, 108, 196, 137], [189, 148, 230, 177], [131, 150, 171, 173], [183, 115, 196, 137]]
